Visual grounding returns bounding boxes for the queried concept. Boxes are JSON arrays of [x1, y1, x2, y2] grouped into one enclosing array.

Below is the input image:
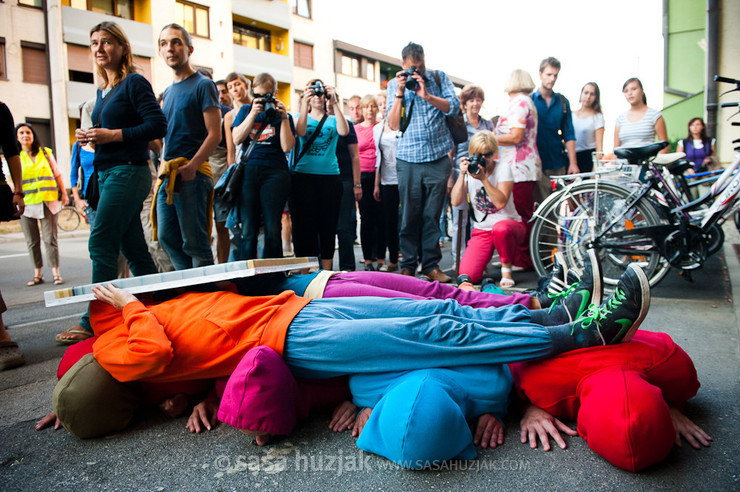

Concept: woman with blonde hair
[[451, 131, 527, 288], [494, 69, 540, 264], [355, 95, 386, 270], [56, 21, 166, 344]]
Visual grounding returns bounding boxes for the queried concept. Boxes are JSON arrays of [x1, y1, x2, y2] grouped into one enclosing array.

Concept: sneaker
[[571, 263, 650, 346], [551, 249, 603, 322], [425, 268, 452, 283], [456, 274, 473, 286], [534, 251, 569, 310]]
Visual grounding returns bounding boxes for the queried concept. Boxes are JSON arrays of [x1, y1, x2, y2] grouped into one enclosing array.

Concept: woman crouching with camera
[[290, 79, 349, 270], [451, 131, 526, 288], [229, 73, 295, 260]]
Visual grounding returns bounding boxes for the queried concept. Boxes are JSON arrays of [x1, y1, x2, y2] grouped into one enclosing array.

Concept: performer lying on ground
[[48, 252, 648, 438]]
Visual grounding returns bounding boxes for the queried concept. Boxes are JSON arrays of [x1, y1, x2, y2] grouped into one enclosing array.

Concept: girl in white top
[[572, 82, 605, 173], [451, 131, 526, 288], [614, 77, 668, 152], [373, 116, 401, 270]]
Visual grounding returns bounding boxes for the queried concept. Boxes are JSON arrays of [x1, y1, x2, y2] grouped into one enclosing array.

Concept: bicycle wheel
[[530, 181, 670, 287], [58, 206, 81, 232]]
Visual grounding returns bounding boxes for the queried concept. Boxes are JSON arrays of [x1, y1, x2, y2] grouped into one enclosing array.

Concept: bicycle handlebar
[[721, 102, 740, 108], [715, 75, 740, 85]]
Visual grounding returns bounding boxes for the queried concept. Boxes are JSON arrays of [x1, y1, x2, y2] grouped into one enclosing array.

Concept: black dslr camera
[[309, 81, 326, 98], [401, 66, 419, 91], [259, 92, 278, 120], [467, 153, 485, 176]]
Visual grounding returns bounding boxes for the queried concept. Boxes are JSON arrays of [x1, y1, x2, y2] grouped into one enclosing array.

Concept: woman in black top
[[56, 21, 167, 344]]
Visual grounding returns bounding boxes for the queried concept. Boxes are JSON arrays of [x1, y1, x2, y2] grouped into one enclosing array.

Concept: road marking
[[0, 253, 28, 259], [11, 312, 84, 328]]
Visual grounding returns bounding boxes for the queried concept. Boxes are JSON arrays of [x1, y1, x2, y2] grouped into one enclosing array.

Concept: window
[[294, 41, 313, 69], [18, 0, 43, 8], [26, 118, 52, 154], [175, 0, 210, 39], [341, 54, 359, 77], [233, 23, 271, 52], [88, 0, 133, 19], [67, 44, 94, 83], [0, 38, 6, 80], [21, 42, 48, 85], [290, 0, 311, 18], [365, 62, 375, 81]]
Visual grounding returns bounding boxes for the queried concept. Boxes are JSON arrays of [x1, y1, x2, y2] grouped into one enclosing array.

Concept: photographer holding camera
[[229, 72, 295, 261], [386, 42, 460, 283], [290, 79, 349, 270], [450, 131, 527, 288]]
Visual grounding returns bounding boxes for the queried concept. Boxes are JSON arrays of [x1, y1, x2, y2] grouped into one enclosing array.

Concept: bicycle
[[530, 75, 740, 287], [58, 205, 86, 232]]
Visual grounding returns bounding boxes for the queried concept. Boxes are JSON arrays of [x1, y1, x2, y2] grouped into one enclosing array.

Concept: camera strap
[[292, 113, 329, 170], [399, 94, 416, 134], [241, 123, 267, 164]]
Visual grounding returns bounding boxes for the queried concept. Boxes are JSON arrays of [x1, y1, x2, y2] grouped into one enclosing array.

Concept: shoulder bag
[[432, 71, 467, 145]]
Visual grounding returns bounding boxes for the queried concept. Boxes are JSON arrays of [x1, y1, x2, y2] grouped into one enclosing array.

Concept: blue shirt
[[232, 104, 295, 170], [70, 142, 96, 194], [293, 114, 340, 175], [531, 90, 575, 171], [161, 71, 219, 161], [453, 115, 494, 170], [386, 70, 460, 163]]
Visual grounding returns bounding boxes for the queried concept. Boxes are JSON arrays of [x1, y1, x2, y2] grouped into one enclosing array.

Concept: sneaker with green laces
[[534, 252, 569, 310], [571, 263, 650, 346], [549, 248, 603, 322]]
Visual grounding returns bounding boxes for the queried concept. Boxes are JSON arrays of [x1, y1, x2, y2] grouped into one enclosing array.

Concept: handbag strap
[[92, 84, 121, 128], [293, 112, 329, 170], [240, 123, 267, 164]]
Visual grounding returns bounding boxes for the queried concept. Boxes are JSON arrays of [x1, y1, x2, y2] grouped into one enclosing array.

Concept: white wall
[[717, 0, 740, 164]]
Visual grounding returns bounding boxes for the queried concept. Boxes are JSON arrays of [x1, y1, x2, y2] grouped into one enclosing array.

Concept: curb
[[0, 230, 90, 244]]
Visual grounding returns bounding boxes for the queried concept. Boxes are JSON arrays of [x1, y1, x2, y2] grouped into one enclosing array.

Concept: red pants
[[510, 331, 700, 472], [458, 220, 526, 283]]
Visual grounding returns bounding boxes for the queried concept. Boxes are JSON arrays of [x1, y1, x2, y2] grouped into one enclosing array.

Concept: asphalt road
[[0, 227, 738, 491]]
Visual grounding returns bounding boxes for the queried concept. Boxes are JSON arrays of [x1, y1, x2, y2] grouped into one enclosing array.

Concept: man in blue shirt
[[156, 24, 221, 270], [532, 57, 578, 199], [386, 43, 460, 283]]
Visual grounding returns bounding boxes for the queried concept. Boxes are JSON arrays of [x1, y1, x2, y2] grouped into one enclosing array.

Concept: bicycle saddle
[[614, 142, 669, 161], [664, 159, 692, 176]]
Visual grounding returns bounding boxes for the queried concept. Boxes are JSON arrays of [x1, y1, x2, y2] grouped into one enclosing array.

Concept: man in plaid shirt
[[386, 43, 460, 283]]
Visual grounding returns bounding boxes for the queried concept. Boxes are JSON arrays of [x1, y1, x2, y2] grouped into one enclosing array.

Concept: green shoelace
[[571, 287, 628, 335], [547, 281, 580, 313]]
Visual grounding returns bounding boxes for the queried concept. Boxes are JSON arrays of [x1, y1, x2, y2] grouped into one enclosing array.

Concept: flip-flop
[[55, 329, 93, 345], [0, 341, 26, 371], [53, 275, 65, 285]]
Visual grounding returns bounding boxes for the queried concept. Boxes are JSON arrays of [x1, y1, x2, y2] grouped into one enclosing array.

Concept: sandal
[[53, 275, 64, 285], [26, 276, 44, 287], [55, 327, 94, 345], [499, 267, 516, 289]]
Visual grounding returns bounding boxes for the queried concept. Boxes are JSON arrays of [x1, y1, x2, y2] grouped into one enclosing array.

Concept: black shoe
[[364, 263, 375, 271], [551, 249, 603, 322], [571, 263, 650, 346], [456, 274, 473, 286], [534, 252, 568, 310]]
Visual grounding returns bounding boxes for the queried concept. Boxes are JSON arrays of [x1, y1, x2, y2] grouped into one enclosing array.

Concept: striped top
[[615, 108, 662, 148]]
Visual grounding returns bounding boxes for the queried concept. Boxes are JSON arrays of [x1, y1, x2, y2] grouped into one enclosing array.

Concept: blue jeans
[[229, 165, 290, 261], [397, 156, 450, 273], [156, 172, 214, 270], [336, 178, 357, 270], [89, 165, 157, 282], [283, 297, 555, 379]]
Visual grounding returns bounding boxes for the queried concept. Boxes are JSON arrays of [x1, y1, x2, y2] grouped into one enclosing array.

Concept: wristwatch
[[13, 191, 24, 197], [354, 184, 362, 188]]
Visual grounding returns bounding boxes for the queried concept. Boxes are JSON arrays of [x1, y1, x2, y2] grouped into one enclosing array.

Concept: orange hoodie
[[91, 290, 310, 383]]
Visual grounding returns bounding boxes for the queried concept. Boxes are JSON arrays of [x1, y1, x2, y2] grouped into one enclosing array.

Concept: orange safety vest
[[20, 148, 58, 205]]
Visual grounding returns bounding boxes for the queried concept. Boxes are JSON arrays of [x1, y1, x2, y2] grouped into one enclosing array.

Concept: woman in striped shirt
[[614, 77, 668, 153]]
